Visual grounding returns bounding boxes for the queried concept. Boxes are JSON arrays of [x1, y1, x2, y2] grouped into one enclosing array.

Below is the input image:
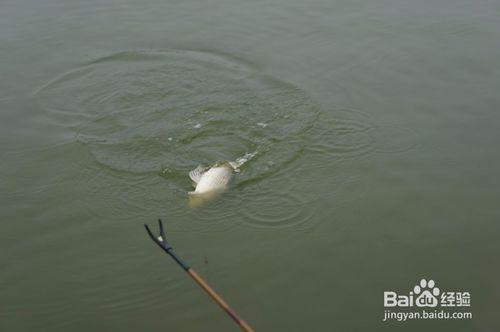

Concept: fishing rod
[[144, 219, 254, 332]]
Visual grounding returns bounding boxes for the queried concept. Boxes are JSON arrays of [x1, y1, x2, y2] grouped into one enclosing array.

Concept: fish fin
[[189, 165, 206, 184]]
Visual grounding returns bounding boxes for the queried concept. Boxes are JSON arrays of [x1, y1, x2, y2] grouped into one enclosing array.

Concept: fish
[[188, 161, 236, 207]]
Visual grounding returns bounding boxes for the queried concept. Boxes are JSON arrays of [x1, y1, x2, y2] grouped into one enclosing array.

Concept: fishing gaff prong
[[144, 219, 254, 332], [158, 218, 165, 241]]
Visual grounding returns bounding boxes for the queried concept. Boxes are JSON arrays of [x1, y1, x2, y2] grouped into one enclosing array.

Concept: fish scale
[[190, 163, 233, 195]]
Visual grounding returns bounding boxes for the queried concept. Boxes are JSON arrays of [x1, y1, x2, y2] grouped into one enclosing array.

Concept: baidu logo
[[414, 278, 440, 307], [383, 278, 472, 322], [384, 278, 441, 308]]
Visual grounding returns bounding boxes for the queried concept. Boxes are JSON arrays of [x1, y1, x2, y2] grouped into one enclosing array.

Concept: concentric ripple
[[235, 161, 318, 229], [369, 124, 419, 153], [307, 108, 419, 159], [240, 187, 315, 229], [33, 49, 418, 231], [306, 108, 375, 159], [35, 50, 319, 182]]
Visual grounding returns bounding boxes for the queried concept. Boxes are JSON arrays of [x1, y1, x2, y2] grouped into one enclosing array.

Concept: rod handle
[[187, 269, 254, 332]]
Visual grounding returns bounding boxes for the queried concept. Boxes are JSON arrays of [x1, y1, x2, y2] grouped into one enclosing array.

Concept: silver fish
[[188, 161, 236, 207]]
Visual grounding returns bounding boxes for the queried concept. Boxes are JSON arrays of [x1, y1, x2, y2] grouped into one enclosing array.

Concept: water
[[1, 0, 499, 331]]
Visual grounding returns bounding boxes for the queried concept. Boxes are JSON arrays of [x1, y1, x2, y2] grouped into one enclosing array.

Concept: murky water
[[1, 0, 499, 331]]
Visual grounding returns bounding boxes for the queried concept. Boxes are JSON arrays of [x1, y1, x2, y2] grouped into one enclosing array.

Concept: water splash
[[229, 151, 258, 172]]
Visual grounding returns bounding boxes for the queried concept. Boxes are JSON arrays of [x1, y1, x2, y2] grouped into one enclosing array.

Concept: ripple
[[236, 162, 317, 230], [182, 192, 244, 233], [35, 50, 318, 184], [307, 108, 375, 159], [240, 188, 315, 229], [370, 124, 419, 153], [307, 108, 419, 159]]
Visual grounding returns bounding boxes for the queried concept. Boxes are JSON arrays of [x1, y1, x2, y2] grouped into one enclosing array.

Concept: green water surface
[[1, 0, 499, 331]]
